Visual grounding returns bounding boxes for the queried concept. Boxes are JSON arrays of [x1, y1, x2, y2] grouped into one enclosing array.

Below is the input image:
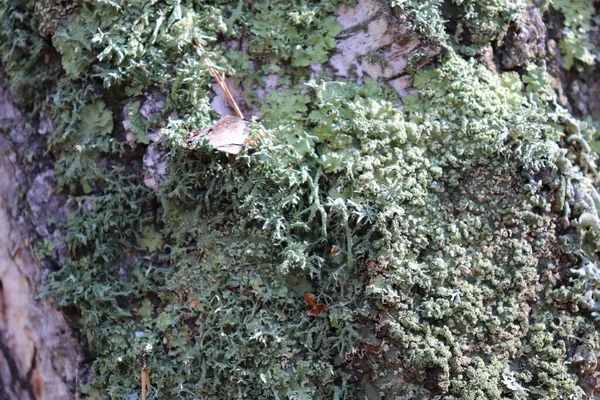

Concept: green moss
[[3, 0, 600, 399]]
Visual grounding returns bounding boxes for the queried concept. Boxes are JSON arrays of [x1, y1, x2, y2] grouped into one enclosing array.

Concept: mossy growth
[[549, 0, 599, 70], [0, 0, 62, 109], [392, 0, 600, 72], [2, 0, 600, 399], [390, 0, 526, 55]]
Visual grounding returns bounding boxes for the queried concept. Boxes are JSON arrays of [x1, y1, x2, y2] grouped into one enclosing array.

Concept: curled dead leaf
[[186, 115, 250, 155]]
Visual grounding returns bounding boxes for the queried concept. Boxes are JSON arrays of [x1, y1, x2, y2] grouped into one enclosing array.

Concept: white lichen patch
[[331, 0, 438, 94], [330, 17, 394, 77], [143, 144, 168, 191], [335, 0, 384, 31]]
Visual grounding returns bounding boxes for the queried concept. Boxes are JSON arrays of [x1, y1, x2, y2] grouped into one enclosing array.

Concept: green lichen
[[391, 0, 526, 55], [550, 0, 598, 70], [236, 1, 343, 67], [150, 53, 600, 398], [124, 101, 150, 144], [0, 1, 59, 108], [2, 0, 600, 399], [393, 0, 600, 71]]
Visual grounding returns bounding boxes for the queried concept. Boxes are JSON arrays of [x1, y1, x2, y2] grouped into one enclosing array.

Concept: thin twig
[[193, 40, 244, 119], [141, 347, 151, 400], [205, 58, 245, 119]]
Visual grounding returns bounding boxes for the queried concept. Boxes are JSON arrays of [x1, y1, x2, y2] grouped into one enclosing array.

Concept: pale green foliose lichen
[[549, 0, 598, 69], [2, 0, 600, 399]]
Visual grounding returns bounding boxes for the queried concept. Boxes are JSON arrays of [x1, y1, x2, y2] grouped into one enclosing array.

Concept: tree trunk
[[0, 81, 80, 399], [1, 0, 600, 398]]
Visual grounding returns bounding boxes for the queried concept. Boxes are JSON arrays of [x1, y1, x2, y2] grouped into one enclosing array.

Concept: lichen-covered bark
[[1, 0, 600, 399], [0, 80, 79, 400]]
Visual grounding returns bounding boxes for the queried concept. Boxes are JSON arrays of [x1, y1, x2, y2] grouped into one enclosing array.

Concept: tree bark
[[0, 80, 79, 399], [1, 0, 600, 398]]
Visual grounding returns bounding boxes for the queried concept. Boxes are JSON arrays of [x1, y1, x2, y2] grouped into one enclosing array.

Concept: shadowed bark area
[[0, 80, 79, 400]]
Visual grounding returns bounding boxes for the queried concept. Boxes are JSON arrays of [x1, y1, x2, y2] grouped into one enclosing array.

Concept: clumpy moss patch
[[2, 0, 600, 399]]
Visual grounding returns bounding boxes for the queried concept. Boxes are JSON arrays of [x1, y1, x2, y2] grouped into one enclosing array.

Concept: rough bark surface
[[0, 80, 79, 400]]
